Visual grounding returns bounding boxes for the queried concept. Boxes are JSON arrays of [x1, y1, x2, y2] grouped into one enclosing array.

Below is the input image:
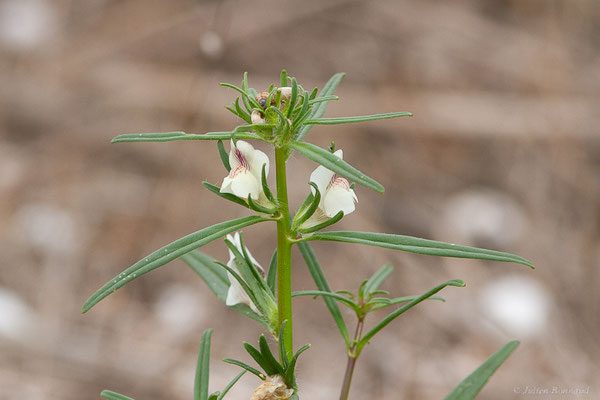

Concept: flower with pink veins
[[309, 149, 358, 218], [220, 140, 269, 201]]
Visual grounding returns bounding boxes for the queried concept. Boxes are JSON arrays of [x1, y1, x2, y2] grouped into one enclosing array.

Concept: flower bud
[[251, 375, 293, 400], [255, 92, 272, 109], [277, 87, 292, 102], [251, 110, 266, 125]]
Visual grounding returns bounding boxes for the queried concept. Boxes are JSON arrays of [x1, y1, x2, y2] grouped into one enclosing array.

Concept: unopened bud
[[255, 92, 272, 109], [251, 110, 265, 124], [278, 87, 292, 102], [251, 375, 293, 400]]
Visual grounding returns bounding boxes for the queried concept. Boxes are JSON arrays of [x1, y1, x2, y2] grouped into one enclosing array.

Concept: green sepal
[[234, 97, 252, 123], [100, 390, 135, 400], [292, 182, 321, 230], [223, 358, 265, 380], [280, 70, 288, 87], [303, 231, 534, 268], [243, 342, 279, 376], [194, 329, 213, 400], [261, 163, 276, 204], [289, 141, 384, 193], [283, 344, 311, 388], [217, 140, 231, 172], [82, 216, 270, 313], [247, 194, 278, 215], [286, 78, 298, 119], [298, 211, 343, 235], [304, 111, 412, 125], [259, 334, 285, 374], [279, 320, 289, 368], [202, 182, 250, 209], [444, 340, 520, 400], [267, 250, 277, 294]]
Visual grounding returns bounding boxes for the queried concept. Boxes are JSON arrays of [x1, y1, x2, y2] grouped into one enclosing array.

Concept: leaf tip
[[449, 279, 466, 288]]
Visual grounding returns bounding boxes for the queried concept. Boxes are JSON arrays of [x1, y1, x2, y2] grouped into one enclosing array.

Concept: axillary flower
[[225, 232, 264, 313], [309, 149, 358, 218], [220, 140, 269, 201]]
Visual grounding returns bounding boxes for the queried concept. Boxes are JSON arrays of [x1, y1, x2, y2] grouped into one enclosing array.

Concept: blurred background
[[1, 0, 599, 399]]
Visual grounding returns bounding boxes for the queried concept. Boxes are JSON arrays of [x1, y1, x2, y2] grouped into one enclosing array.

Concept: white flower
[[220, 140, 269, 201], [309, 149, 358, 218], [225, 233, 264, 313]]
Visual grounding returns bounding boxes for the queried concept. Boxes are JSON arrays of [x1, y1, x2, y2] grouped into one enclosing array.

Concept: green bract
[[85, 71, 533, 400]]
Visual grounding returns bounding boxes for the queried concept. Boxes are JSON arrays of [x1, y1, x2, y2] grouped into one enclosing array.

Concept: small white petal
[[309, 165, 334, 199], [323, 184, 356, 217], [231, 169, 261, 200], [249, 147, 270, 182]]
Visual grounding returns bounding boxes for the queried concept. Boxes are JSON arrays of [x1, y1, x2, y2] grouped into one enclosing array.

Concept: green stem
[[275, 146, 293, 360], [339, 318, 364, 400]]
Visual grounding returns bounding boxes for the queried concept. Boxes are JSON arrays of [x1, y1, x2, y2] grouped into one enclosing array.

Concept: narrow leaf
[[223, 358, 265, 380], [112, 130, 261, 143], [243, 342, 279, 376], [289, 142, 384, 193], [101, 390, 135, 400], [292, 183, 321, 229], [292, 290, 358, 311], [364, 264, 393, 296], [220, 82, 261, 110], [217, 371, 246, 400], [297, 242, 350, 346], [295, 72, 345, 141], [298, 211, 343, 234], [368, 295, 445, 311], [304, 111, 412, 125], [304, 231, 534, 268], [444, 341, 520, 400], [194, 329, 213, 400], [82, 216, 271, 313], [286, 78, 298, 119], [261, 164, 275, 203], [180, 250, 266, 325], [180, 250, 228, 302], [357, 280, 465, 355]]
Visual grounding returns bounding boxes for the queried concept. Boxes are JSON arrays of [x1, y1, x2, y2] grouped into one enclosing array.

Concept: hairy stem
[[339, 319, 364, 400], [275, 146, 293, 360]]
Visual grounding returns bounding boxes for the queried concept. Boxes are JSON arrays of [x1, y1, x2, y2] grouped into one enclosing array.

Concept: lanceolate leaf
[[180, 250, 267, 326], [194, 329, 213, 400], [283, 344, 311, 388], [304, 111, 412, 125], [100, 390, 135, 400], [297, 242, 350, 346], [444, 341, 520, 400], [202, 182, 250, 209], [295, 72, 345, 141], [180, 250, 228, 302], [356, 280, 465, 355], [82, 216, 271, 313], [217, 371, 246, 400], [111, 130, 261, 143], [303, 231, 534, 268], [292, 290, 358, 311], [363, 264, 393, 297], [223, 358, 265, 380], [289, 142, 384, 193]]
